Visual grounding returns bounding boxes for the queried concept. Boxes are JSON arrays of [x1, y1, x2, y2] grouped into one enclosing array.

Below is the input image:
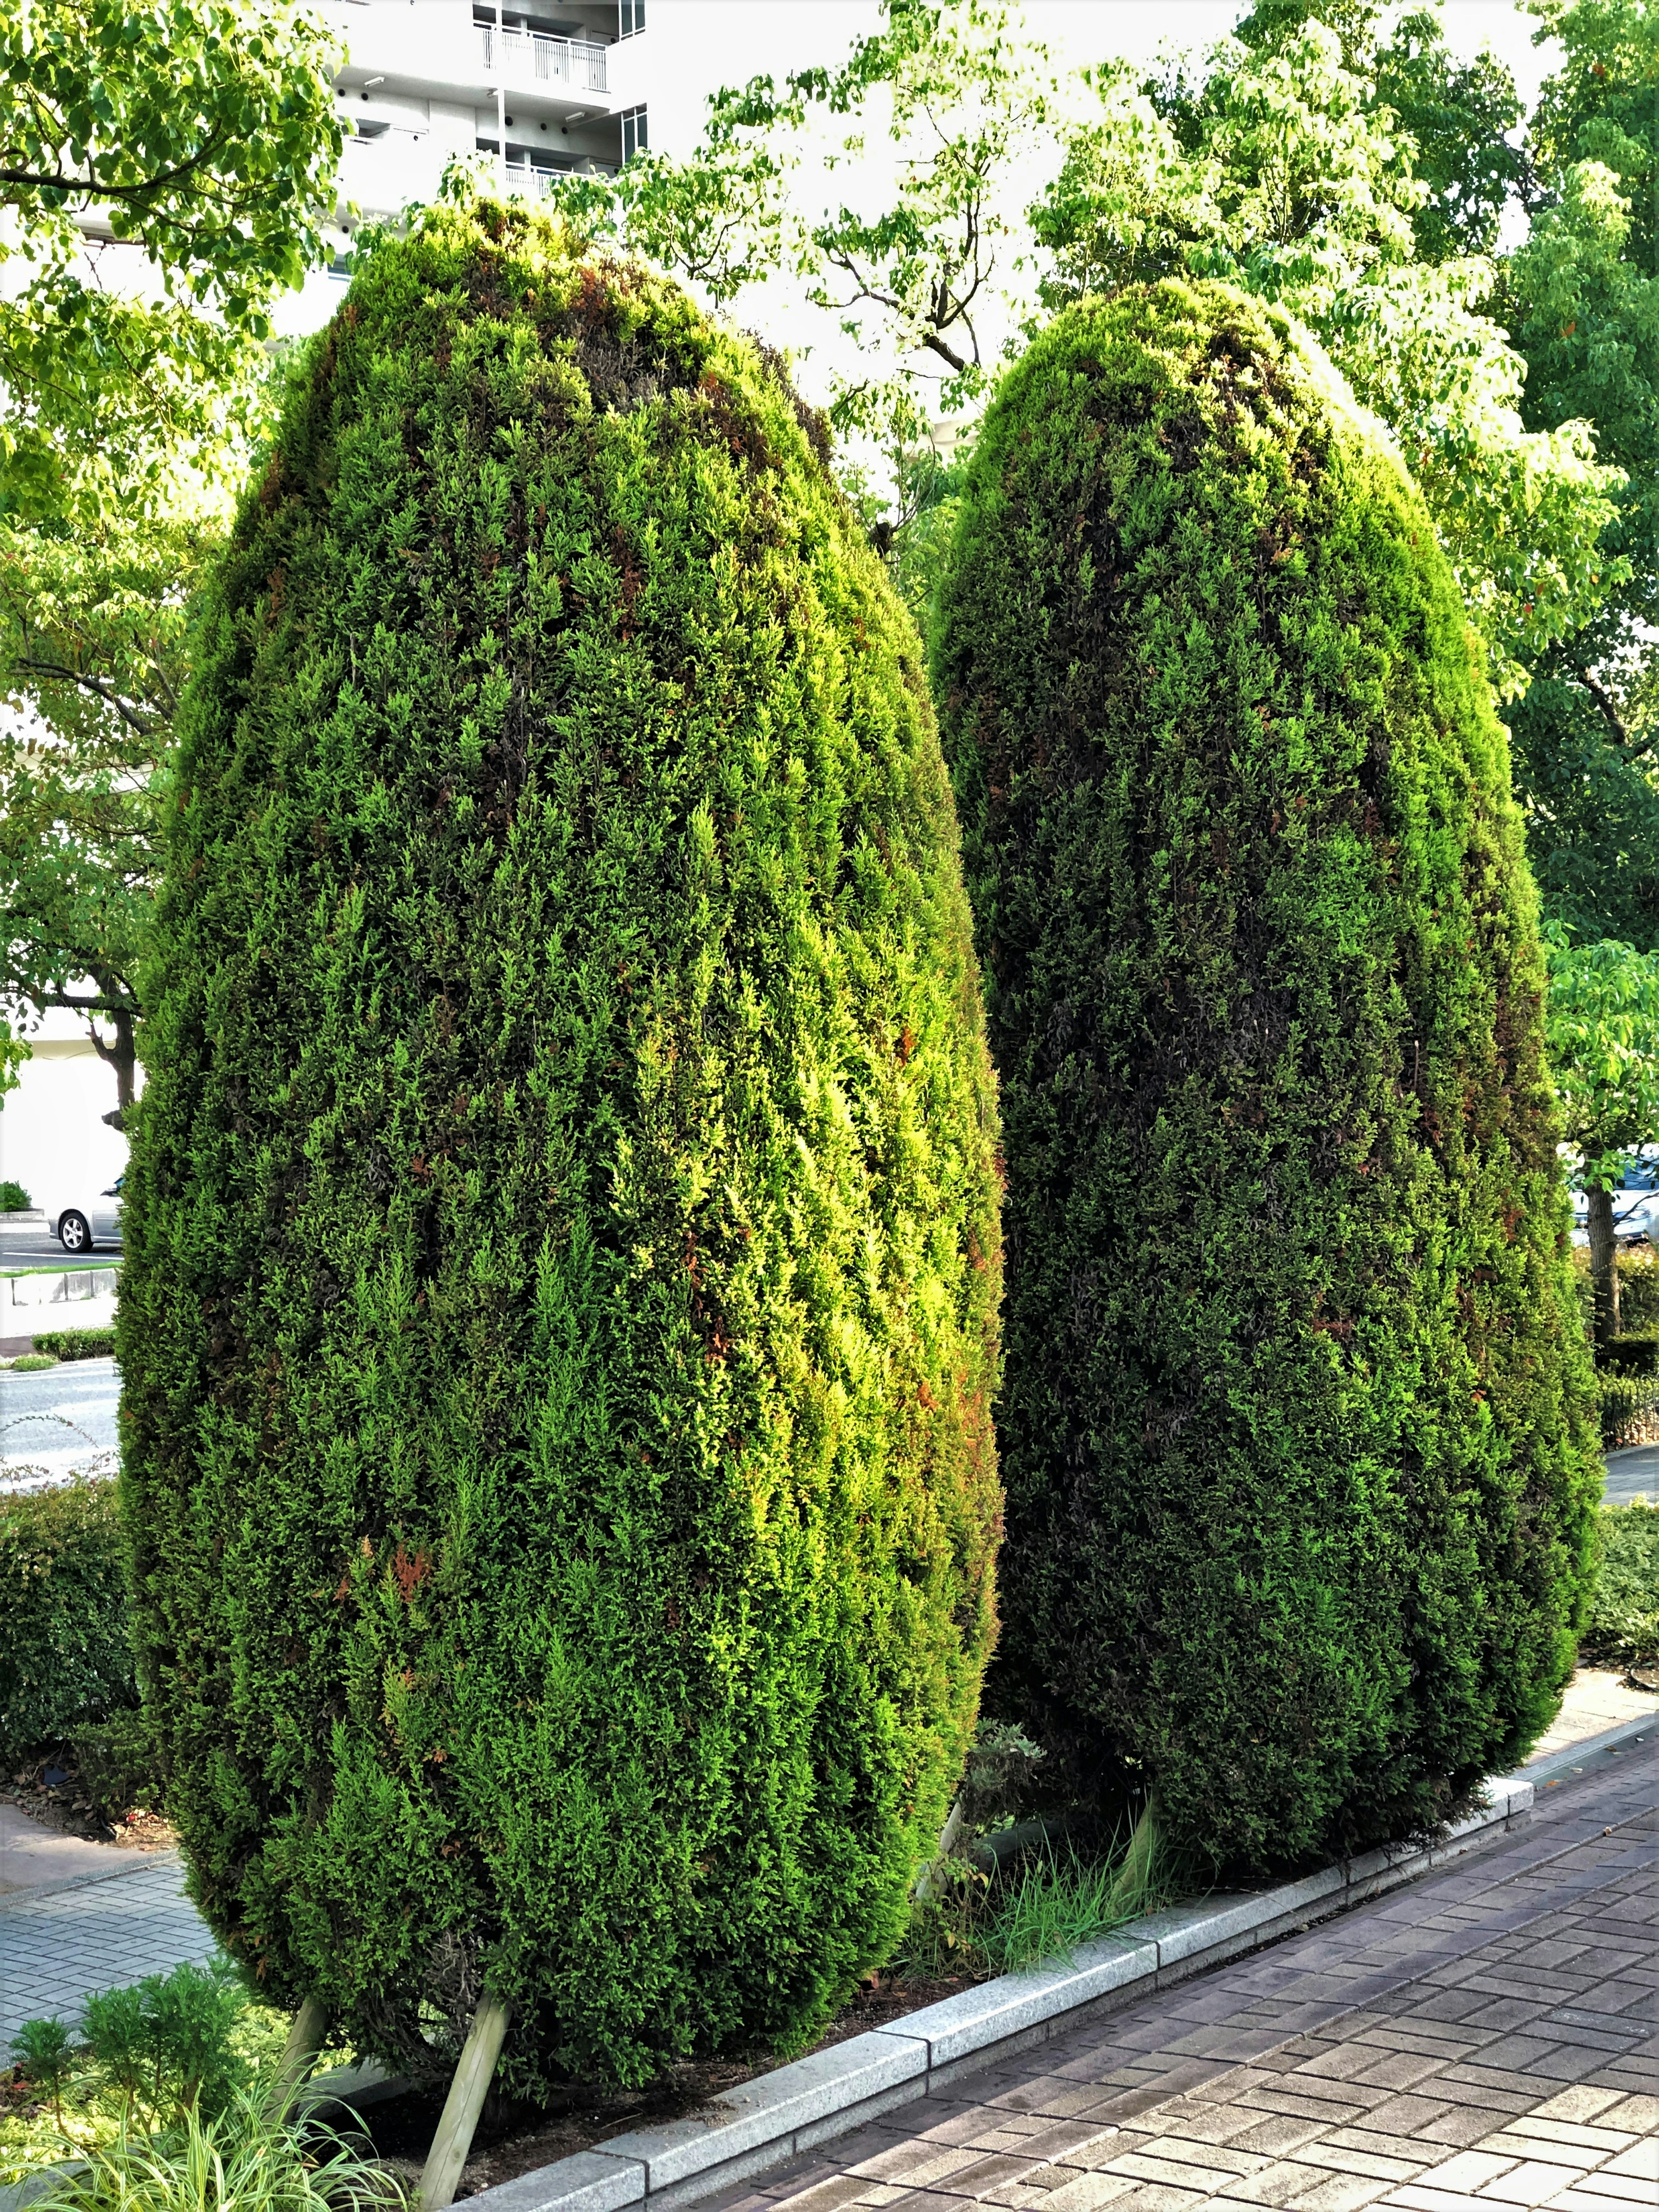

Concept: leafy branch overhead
[[0, 0, 342, 1112], [0, 0, 342, 530]]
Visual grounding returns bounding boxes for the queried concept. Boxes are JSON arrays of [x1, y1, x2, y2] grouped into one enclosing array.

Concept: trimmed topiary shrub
[[934, 279, 1600, 1876], [0, 1477, 137, 1757], [119, 200, 1002, 2092]]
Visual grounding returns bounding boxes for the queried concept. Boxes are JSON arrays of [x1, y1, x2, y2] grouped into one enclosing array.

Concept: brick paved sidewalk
[[710, 1745, 1659, 2212], [0, 1859, 220, 2047]]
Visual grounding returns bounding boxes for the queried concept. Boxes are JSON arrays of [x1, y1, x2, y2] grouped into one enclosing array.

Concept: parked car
[[1569, 1146, 1659, 1245], [47, 1177, 123, 1254]]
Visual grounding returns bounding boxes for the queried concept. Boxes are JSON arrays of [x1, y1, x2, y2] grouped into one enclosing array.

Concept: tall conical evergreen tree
[[119, 200, 1002, 2090], [934, 279, 1599, 1876]]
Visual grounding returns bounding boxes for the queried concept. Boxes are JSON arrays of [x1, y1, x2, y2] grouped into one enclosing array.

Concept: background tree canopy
[[0, 0, 341, 1113]]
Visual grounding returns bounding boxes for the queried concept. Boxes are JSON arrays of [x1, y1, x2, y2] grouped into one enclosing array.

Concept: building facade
[[322, 0, 648, 250]]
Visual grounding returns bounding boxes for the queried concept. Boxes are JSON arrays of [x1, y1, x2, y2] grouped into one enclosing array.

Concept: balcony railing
[[500, 160, 619, 200], [480, 23, 608, 95]]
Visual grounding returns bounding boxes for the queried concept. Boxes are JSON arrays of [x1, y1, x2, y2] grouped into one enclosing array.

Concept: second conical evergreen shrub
[[118, 201, 1002, 2089], [933, 279, 1599, 1876]]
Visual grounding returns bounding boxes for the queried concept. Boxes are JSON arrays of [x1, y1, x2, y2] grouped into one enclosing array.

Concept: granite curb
[[459, 1739, 1608, 2212]]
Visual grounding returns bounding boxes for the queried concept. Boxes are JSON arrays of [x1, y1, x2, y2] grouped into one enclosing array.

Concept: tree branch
[[11, 656, 165, 736], [1579, 665, 1655, 760], [0, 131, 232, 208]]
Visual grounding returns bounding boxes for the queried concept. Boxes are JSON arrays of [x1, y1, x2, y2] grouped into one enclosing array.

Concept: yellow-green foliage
[[934, 281, 1600, 1875], [120, 202, 1002, 2090]]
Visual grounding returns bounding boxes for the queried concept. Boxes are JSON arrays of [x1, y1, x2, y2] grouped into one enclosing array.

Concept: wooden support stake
[[913, 1795, 965, 1903], [274, 1994, 331, 2118], [418, 1993, 512, 2212]]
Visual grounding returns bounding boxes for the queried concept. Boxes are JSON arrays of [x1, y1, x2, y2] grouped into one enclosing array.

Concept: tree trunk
[[89, 1007, 136, 1131], [1588, 1185, 1621, 1353]]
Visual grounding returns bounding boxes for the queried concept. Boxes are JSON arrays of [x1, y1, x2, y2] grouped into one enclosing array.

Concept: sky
[[641, 0, 1563, 156]]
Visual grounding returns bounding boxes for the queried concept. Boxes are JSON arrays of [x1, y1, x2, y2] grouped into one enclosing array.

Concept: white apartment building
[[321, 0, 649, 253]]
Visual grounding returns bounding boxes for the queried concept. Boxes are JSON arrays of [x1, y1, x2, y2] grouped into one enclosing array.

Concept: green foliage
[[1542, 926, 1659, 1184], [1600, 1332, 1659, 1376], [1503, 3, 1659, 934], [934, 280, 1601, 1876], [980, 1836, 1175, 1973], [19, 2083, 400, 2212], [900, 1825, 1178, 1978], [1583, 1500, 1659, 1661], [0, 0, 340, 537], [1617, 1249, 1659, 1328], [1593, 1368, 1659, 1444], [0, 1028, 25, 1106], [78, 1962, 248, 2130], [10, 2021, 74, 2126], [1033, 21, 1621, 695], [0, 1179, 31, 1209], [0, 1478, 136, 1758], [0, 506, 210, 1116], [9, 1354, 57, 1372], [575, 0, 1055, 452], [69, 1711, 162, 1824], [1506, 648, 1659, 948], [121, 199, 1004, 2095], [957, 1717, 1045, 1833], [33, 1329, 118, 1361]]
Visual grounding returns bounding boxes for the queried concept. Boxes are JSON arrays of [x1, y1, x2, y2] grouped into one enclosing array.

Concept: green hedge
[[0, 1180, 31, 1211], [0, 1478, 137, 1757], [1616, 1250, 1659, 1332], [1583, 1502, 1659, 1664], [33, 1328, 118, 1360], [934, 280, 1600, 1876], [120, 201, 1003, 2093], [1597, 1371, 1659, 1446], [1602, 1333, 1659, 1377]]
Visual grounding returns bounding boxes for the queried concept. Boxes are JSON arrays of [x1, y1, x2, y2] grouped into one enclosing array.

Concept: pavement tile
[[1041, 2180, 1143, 2212], [1470, 2164, 1603, 2207]]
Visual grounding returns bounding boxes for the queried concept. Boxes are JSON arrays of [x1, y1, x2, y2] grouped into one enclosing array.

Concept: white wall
[[0, 1011, 130, 1214]]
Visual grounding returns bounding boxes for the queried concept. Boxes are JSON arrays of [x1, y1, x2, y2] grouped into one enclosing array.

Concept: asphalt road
[[0, 1354, 120, 1488], [0, 1224, 121, 1269]]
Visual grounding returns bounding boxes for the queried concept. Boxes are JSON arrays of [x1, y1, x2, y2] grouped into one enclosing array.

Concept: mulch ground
[[2, 1752, 175, 1852]]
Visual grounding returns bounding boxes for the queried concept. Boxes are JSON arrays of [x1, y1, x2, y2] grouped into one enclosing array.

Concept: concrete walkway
[[1603, 1445, 1659, 1505], [708, 1743, 1659, 2212], [0, 1858, 219, 2048]]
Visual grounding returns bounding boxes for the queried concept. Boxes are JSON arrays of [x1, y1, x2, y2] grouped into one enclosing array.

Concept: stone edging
[[464, 1730, 1652, 2212]]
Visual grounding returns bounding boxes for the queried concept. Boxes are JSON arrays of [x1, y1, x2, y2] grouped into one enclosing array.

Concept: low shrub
[[0, 1479, 137, 1758], [69, 1711, 162, 1824], [0, 1180, 31, 1212], [1602, 1333, 1659, 1377], [1583, 1502, 1659, 1666], [1617, 1249, 1659, 1332], [1596, 1372, 1659, 1448], [9, 1354, 57, 1372], [33, 1330, 118, 1362]]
